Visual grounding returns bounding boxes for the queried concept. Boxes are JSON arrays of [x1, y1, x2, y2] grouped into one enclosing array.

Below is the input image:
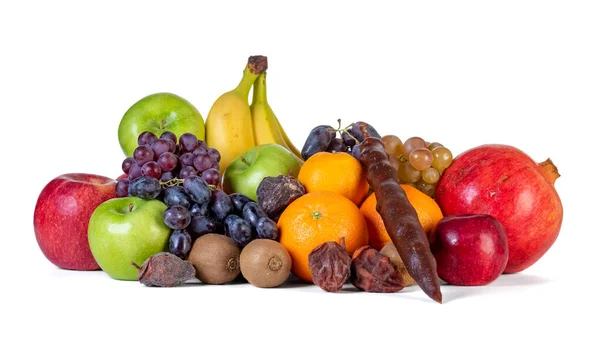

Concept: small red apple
[[34, 173, 117, 270], [430, 214, 509, 286]]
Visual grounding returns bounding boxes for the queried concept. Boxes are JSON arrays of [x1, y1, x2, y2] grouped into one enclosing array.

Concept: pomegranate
[[435, 144, 562, 273]]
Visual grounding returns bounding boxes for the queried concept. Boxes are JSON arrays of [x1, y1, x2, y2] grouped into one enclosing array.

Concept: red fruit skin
[[34, 173, 117, 270], [430, 214, 509, 286], [435, 144, 563, 273]]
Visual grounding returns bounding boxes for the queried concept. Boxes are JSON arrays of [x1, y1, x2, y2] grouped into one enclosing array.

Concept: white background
[[2, 1, 599, 336]]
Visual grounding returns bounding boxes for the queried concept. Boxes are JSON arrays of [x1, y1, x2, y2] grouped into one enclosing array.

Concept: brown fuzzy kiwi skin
[[380, 242, 417, 286], [187, 234, 241, 285], [240, 239, 292, 288]]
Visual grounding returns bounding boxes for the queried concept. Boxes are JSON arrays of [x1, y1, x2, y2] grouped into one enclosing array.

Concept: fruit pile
[[33, 55, 564, 303]]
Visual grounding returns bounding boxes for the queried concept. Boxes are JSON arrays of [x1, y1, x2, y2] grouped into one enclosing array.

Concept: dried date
[[308, 239, 352, 292], [132, 252, 196, 287], [350, 247, 405, 293]]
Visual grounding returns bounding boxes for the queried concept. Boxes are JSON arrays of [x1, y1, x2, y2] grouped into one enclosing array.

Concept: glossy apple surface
[[88, 196, 171, 280], [222, 144, 300, 201], [118, 92, 204, 156], [430, 214, 509, 286], [34, 173, 117, 270]]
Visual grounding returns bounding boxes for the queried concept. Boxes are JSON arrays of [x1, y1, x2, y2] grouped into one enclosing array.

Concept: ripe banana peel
[[206, 56, 268, 173], [250, 73, 304, 166]]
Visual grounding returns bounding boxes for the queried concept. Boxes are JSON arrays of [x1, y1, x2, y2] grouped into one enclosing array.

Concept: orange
[[359, 184, 443, 250], [277, 191, 369, 282], [297, 152, 369, 205]]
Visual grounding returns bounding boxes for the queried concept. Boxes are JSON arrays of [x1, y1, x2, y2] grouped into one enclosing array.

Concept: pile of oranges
[[277, 151, 443, 282]]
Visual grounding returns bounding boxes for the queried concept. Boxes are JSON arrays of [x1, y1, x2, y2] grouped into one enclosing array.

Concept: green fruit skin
[[223, 144, 300, 201], [118, 92, 205, 157], [88, 197, 171, 281]]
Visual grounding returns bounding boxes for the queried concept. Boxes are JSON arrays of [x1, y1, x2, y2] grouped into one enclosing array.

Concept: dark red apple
[[436, 144, 563, 273], [34, 173, 117, 270], [430, 214, 509, 286]]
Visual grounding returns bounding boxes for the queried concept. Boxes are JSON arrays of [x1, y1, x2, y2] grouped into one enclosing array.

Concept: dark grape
[[351, 144, 361, 161], [128, 163, 142, 180], [188, 215, 218, 239], [190, 202, 210, 217], [115, 179, 129, 197], [183, 176, 211, 204], [201, 168, 221, 186], [225, 214, 254, 247], [192, 147, 207, 156], [193, 153, 213, 172], [122, 157, 135, 174], [138, 131, 158, 146], [256, 217, 279, 240], [350, 121, 381, 142], [197, 140, 208, 149], [169, 229, 192, 258], [207, 148, 221, 162], [229, 193, 252, 214], [141, 161, 161, 179], [163, 205, 191, 230], [151, 139, 174, 158], [157, 152, 178, 172], [179, 133, 198, 152], [300, 125, 336, 160], [341, 130, 356, 147], [179, 153, 195, 166], [160, 171, 174, 182], [210, 190, 233, 221], [133, 145, 154, 165], [160, 131, 177, 144], [179, 166, 197, 179], [242, 202, 268, 227], [128, 176, 161, 199], [210, 162, 220, 172], [327, 138, 347, 153], [163, 186, 192, 208]]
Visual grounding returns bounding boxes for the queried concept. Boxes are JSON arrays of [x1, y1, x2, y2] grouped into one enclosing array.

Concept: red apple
[[430, 214, 509, 286], [436, 144, 563, 273], [34, 173, 117, 270]]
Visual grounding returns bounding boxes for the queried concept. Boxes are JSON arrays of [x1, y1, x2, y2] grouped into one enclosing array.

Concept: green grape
[[398, 160, 421, 183], [388, 153, 401, 172], [432, 147, 453, 172], [415, 179, 436, 198], [402, 137, 426, 159], [421, 167, 440, 184], [408, 148, 433, 171], [382, 135, 403, 157], [427, 142, 444, 151]]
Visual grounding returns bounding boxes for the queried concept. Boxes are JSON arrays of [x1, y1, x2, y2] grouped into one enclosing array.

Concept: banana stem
[[236, 56, 268, 97], [252, 73, 268, 104]]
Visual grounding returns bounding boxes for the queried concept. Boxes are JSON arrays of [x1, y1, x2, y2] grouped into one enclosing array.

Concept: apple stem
[[240, 156, 250, 166], [130, 261, 141, 270], [128, 203, 134, 212]]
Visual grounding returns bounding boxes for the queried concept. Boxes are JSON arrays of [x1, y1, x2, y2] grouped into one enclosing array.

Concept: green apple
[[88, 196, 171, 281], [118, 92, 205, 157], [223, 144, 301, 201]]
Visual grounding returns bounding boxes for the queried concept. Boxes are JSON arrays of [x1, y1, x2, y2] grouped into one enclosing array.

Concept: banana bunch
[[205, 56, 303, 173]]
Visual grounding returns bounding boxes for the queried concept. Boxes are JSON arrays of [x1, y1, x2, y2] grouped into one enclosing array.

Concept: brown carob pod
[[358, 131, 443, 303]]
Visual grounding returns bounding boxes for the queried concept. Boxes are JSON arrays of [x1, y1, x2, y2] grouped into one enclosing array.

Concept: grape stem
[[160, 177, 218, 191], [334, 119, 361, 144]]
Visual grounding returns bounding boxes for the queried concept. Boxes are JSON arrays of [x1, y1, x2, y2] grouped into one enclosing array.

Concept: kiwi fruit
[[187, 234, 240, 285], [380, 242, 417, 286], [240, 239, 292, 288]]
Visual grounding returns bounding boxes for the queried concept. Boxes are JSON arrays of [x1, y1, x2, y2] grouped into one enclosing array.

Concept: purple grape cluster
[[115, 131, 222, 197], [300, 121, 381, 161]]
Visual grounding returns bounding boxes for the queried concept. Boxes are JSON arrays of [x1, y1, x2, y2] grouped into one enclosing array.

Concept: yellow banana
[[250, 72, 304, 166], [206, 56, 267, 173]]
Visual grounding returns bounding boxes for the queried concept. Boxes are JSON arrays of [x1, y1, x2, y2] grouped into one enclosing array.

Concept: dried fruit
[[132, 252, 196, 287], [350, 246, 405, 293], [380, 242, 417, 286], [308, 238, 352, 292], [256, 175, 305, 221]]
